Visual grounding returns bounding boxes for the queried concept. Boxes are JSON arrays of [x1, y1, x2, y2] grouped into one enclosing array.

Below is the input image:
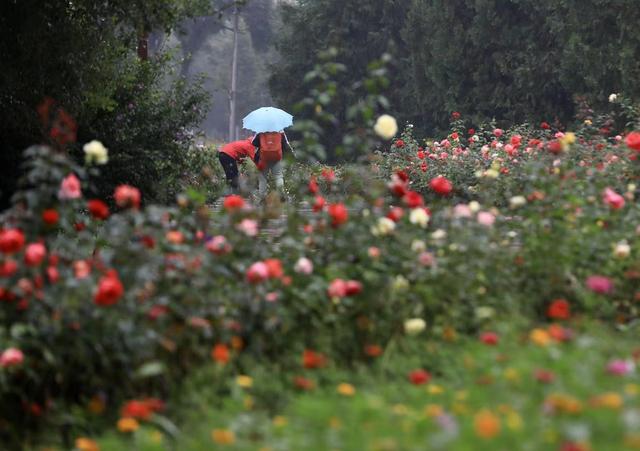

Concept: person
[[252, 131, 293, 198], [218, 137, 256, 192]]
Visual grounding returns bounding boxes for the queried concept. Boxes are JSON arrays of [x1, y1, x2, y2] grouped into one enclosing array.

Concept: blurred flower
[[590, 392, 623, 410], [364, 344, 383, 357], [374, 114, 398, 139], [24, 243, 46, 266], [431, 229, 447, 241], [211, 429, 236, 445], [477, 211, 496, 227], [117, 417, 139, 433], [534, 368, 556, 383], [211, 344, 230, 364], [411, 240, 426, 253], [294, 257, 313, 275], [404, 318, 426, 335], [246, 261, 269, 284], [237, 219, 259, 237], [625, 132, 640, 151], [419, 251, 435, 267], [371, 217, 396, 236], [223, 195, 245, 212], [94, 270, 124, 307], [607, 359, 635, 376], [337, 383, 356, 396], [58, 173, 82, 200], [602, 187, 625, 210], [453, 204, 472, 218], [614, 240, 631, 259], [475, 306, 495, 320], [609, 93, 619, 103], [0, 229, 25, 254], [368, 246, 381, 259], [206, 236, 231, 255], [236, 375, 253, 388], [83, 140, 108, 165], [509, 196, 526, 209], [586, 275, 614, 294], [87, 199, 110, 220], [408, 369, 431, 385], [75, 438, 100, 451], [114, 185, 141, 209], [547, 299, 571, 320], [328, 203, 348, 227], [480, 331, 499, 346], [395, 139, 405, 148], [41, 209, 59, 225], [430, 176, 453, 195], [409, 208, 430, 228], [530, 328, 552, 346], [0, 348, 24, 368], [474, 409, 500, 439], [302, 349, 326, 369], [392, 275, 409, 292], [293, 376, 315, 390]]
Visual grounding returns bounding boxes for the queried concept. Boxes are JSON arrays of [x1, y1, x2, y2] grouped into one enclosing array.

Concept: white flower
[[374, 115, 398, 139], [468, 201, 481, 213], [609, 93, 618, 103], [431, 229, 447, 241], [475, 306, 495, 320], [294, 257, 314, 275], [509, 196, 527, 209], [411, 240, 426, 253], [409, 208, 430, 228], [472, 135, 480, 142], [371, 217, 396, 236], [614, 240, 631, 259], [83, 140, 108, 165], [392, 275, 409, 292], [404, 318, 426, 336]]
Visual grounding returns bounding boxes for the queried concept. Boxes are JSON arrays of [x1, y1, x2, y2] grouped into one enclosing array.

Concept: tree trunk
[[228, 6, 240, 141]]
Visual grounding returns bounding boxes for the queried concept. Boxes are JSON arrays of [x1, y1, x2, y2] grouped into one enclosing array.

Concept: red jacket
[[220, 138, 256, 161]]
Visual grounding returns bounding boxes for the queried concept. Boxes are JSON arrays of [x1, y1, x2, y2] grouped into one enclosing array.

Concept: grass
[[84, 319, 640, 451]]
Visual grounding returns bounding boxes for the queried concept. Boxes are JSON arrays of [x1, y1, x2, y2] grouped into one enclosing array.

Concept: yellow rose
[[83, 140, 109, 165], [374, 115, 398, 139]]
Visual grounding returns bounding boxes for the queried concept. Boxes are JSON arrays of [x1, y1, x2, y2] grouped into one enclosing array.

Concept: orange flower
[[590, 392, 623, 410], [302, 349, 326, 369], [117, 417, 140, 433], [75, 437, 100, 451], [212, 343, 230, 364], [211, 429, 236, 444], [364, 344, 383, 357], [337, 383, 356, 396], [529, 328, 552, 346], [547, 299, 570, 320], [264, 258, 284, 279], [474, 409, 501, 439]]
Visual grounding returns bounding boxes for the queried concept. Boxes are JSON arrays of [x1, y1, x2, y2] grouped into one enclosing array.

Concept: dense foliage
[[272, 0, 640, 149]]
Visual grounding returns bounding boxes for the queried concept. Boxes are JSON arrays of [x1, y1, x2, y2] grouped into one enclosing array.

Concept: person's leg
[[272, 161, 284, 192], [258, 167, 269, 198], [218, 153, 239, 192]]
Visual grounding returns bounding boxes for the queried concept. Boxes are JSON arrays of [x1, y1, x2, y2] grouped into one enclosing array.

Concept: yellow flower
[[427, 384, 444, 395], [272, 416, 287, 427], [75, 437, 100, 451], [409, 208, 430, 228], [83, 140, 109, 165], [424, 404, 443, 418], [211, 429, 236, 445], [545, 393, 583, 414], [404, 318, 426, 336], [590, 392, 623, 410], [117, 417, 139, 433], [474, 409, 501, 439], [503, 367, 520, 383], [236, 375, 253, 388], [560, 132, 576, 151], [506, 412, 523, 431], [529, 328, 552, 346], [337, 383, 356, 396], [371, 217, 396, 236], [374, 115, 398, 139], [625, 384, 639, 396]]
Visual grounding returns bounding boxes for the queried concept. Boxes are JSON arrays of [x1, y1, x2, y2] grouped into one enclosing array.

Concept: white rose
[[404, 318, 426, 336], [614, 241, 631, 259], [83, 140, 108, 165], [371, 217, 396, 236], [411, 239, 426, 253], [609, 93, 618, 103], [374, 115, 398, 139], [409, 208, 430, 228], [431, 229, 447, 241], [469, 201, 481, 213], [509, 196, 527, 209]]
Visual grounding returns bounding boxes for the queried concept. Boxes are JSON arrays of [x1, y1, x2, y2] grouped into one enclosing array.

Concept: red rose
[[625, 131, 640, 151], [395, 139, 405, 148], [87, 199, 110, 220], [308, 176, 319, 194], [327, 278, 348, 298], [417, 150, 425, 159], [328, 203, 348, 227], [547, 140, 563, 154], [42, 209, 59, 225], [386, 207, 404, 222], [403, 190, 424, 208], [451, 111, 461, 120], [0, 260, 18, 277], [546, 299, 570, 320], [222, 194, 245, 212], [114, 184, 141, 209], [302, 350, 326, 369], [94, 270, 124, 306], [121, 400, 153, 421], [312, 195, 326, 212], [479, 331, 499, 346], [264, 258, 284, 279], [408, 369, 431, 385], [345, 280, 363, 296], [246, 261, 269, 284], [211, 343, 230, 364], [429, 176, 453, 195], [321, 168, 336, 182], [24, 243, 47, 267], [0, 229, 25, 254], [540, 122, 550, 130]]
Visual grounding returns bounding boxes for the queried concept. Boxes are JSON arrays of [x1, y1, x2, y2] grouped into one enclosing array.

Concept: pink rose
[[24, 243, 46, 267], [327, 279, 348, 298], [237, 219, 259, 237], [114, 184, 141, 209], [586, 275, 614, 294], [0, 348, 24, 368], [477, 211, 496, 227], [602, 187, 625, 210], [246, 262, 269, 284], [453, 204, 472, 218], [294, 257, 313, 275], [418, 252, 435, 267], [58, 174, 82, 200], [206, 236, 231, 255]]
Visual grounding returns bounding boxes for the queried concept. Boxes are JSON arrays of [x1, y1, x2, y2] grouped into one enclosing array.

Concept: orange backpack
[[259, 132, 283, 164]]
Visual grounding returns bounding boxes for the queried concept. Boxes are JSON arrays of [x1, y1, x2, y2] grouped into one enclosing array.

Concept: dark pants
[[218, 152, 239, 189]]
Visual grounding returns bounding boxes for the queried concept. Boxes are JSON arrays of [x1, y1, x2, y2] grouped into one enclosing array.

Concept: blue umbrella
[[242, 107, 293, 133]]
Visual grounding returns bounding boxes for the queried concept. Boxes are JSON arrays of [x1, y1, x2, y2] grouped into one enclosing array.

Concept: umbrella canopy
[[242, 107, 293, 133]]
